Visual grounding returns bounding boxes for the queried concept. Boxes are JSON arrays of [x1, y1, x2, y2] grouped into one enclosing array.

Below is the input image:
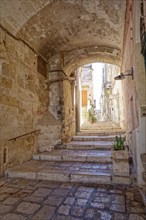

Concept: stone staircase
[[5, 129, 131, 185]]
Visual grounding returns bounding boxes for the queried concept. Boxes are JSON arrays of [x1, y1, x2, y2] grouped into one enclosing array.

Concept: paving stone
[[11, 189, 31, 198], [0, 204, 13, 214], [114, 213, 126, 220], [0, 187, 20, 195], [6, 179, 33, 189], [99, 211, 112, 220], [70, 206, 85, 217], [84, 208, 96, 219], [1, 213, 27, 220], [55, 215, 80, 220], [32, 205, 56, 220], [3, 197, 19, 205], [91, 202, 105, 208], [58, 205, 70, 215], [96, 187, 107, 192], [32, 187, 52, 197], [112, 195, 125, 205], [75, 190, 91, 199], [16, 202, 40, 215], [1, 178, 146, 220], [64, 197, 75, 205], [110, 203, 125, 212], [44, 195, 64, 206], [36, 181, 60, 188], [78, 186, 94, 193], [76, 198, 88, 206], [93, 196, 110, 203], [60, 183, 73, 189], [0, 194, 9, 202], [52, 188, 70, 196], [110, 189, 123, 194], [128, 214, 145, 220], [23, 195, 44, 203]]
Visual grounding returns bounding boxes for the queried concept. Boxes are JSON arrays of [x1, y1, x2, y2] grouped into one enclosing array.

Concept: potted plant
[[112, 135, 130, 183], [113, 135, 126, 150]]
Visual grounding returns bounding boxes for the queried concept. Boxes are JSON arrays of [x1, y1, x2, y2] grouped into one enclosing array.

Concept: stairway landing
[[5, 133, 130, 185]]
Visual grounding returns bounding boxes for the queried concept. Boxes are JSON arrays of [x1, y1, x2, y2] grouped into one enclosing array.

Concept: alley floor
[[0, 178, 146, 220]]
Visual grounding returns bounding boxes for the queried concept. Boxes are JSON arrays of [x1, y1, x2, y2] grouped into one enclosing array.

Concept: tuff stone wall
[[37, 71, 63, 152], [121, 0, 146, 186], [62, 79, 75, 143], [0, 27, 61, 174]]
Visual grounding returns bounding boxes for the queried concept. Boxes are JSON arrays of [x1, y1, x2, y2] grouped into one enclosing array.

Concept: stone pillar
[[75, 70, 81, 132]]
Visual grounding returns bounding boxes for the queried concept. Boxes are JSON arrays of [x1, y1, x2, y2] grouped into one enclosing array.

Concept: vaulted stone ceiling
[[0, 0, 126, 61]]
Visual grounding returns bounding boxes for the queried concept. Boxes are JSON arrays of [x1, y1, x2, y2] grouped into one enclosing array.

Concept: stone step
[[65, 141, 112, 150], [33, 149, 112, 163], [5, 160, 112, 184], [76, 131, 125, 136], [72, 135, 115, 141]]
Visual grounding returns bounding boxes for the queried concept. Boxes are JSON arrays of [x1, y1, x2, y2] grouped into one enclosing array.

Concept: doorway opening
[[76, 63, 124, 131]]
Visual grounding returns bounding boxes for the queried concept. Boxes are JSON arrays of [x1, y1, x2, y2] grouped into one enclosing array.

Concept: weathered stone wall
[[0, 27, 61, 174], [37, 71, 63, 152], [62, 79, 75, 143], [121, 0, 146, 186]]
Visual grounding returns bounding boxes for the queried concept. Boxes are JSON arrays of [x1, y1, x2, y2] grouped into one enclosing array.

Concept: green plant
[[91, 115, 97, 123], [113, 135, 126, 150]]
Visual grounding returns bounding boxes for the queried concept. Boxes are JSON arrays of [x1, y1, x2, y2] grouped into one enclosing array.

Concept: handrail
[[8, 129, 40, 141]]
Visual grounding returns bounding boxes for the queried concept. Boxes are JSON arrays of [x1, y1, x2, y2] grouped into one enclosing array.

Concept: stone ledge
[[112, 176, 131, 185]]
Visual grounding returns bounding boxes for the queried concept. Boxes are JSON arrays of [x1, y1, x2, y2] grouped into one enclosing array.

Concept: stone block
[[33, 154, 40, 160], [0, 77, 13, 89], [0, 204, 12, 214], [36, 170, 70, 182], [58, 205, 70, 215], [112, 176, 131, 184], [63, 155, 86, 162], [113, 160, 129, 176], [16, 202, 40, 215], [32, 205, 56, 220], [86, 156, 111, 163], [6, 170, 36, 179], [40, 154, 62, 161], [0, 94, 19, 107], [112, 149, 129, 176], [1, 213, 27, 220], [71, 172, 111, 184]]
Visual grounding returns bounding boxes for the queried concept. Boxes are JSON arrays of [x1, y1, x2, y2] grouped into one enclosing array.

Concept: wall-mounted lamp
[[114, 67, 134, 80]]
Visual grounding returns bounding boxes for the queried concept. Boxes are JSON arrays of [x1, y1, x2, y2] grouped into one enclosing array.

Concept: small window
[[37, 55, 47, 78]]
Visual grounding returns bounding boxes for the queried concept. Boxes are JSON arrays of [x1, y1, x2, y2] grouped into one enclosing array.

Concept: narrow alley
[[0, 0, 146, 219]]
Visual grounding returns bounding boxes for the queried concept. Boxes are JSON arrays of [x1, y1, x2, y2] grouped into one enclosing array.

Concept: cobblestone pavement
[[0, 178, 146, 220]]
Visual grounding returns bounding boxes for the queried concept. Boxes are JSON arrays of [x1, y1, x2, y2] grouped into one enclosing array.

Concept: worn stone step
[[72, 135, 115, 142], [5, 160, 112, 184], [65, 141, 112, 150], [33, 149, 112, 163], [76, 131, 125, 136]]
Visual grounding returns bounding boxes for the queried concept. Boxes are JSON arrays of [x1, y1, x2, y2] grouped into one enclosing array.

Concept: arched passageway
[[0, 0, 146, 196]]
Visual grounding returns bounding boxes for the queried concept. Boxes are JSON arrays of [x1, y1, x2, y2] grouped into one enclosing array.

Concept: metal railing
[[8, 129, 40, 142]]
